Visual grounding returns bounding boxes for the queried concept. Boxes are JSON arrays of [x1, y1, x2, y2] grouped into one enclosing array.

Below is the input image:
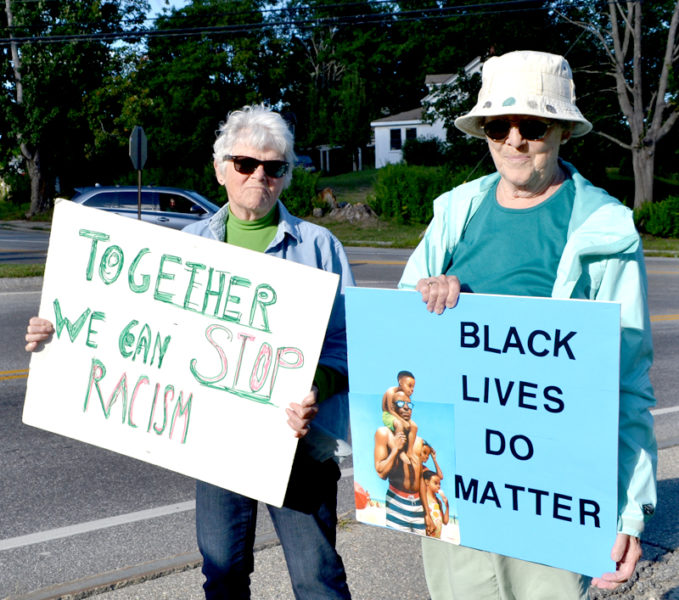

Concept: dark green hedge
[[280, 167, 321, 217], [371, 163, 468, 224], [634, 195, 679, 238]]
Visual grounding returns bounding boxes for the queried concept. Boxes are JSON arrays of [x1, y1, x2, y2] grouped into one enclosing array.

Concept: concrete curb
[[11, 553, 203, 600], [0, 277, 43, 292]]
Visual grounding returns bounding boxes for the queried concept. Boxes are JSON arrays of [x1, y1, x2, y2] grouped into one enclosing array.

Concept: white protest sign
[[24, 201, 339, 507]]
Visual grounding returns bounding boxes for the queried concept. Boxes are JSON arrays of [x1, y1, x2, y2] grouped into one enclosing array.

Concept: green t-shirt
[[225, 204, 279, 251], [224, 204, 345, 403], [446, 176, 575, 297]]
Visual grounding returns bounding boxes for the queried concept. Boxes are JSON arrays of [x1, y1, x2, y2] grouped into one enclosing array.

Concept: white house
[[371, 57, 482, 168]]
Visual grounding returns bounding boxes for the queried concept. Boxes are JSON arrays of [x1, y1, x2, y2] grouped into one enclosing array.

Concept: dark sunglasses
[[223, 155, 289, 178], [394, 400, 413, 409], [483, 119, 552, 142]]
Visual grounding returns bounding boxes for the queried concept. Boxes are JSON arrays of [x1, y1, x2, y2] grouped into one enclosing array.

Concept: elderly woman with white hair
[[26, 105, 355, 599], [185, 105, 354, 599], [399, 51, 657, 600]]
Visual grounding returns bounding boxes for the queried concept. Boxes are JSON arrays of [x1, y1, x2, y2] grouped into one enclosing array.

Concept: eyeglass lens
[[224, 155, 289, 178], [483, 119, 550, 141]]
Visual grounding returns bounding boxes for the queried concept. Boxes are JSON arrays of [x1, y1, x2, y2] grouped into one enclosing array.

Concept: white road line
[[341, 466, 353, 478], [0, 501, 195, 552], [0, 290, 42, 295], [651, 405, 679, 416], [0, 468, 355, 552]]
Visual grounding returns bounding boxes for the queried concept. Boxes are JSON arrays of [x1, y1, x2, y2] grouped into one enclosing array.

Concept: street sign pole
[[137, 169, 142, 221], [128, 126, 148, 221]]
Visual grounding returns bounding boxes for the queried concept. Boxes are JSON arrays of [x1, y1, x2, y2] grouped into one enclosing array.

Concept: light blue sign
[[346, 287, 620, 577]]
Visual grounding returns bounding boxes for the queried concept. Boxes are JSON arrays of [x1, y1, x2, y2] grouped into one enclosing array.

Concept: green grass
[[0, 263, 45, 278], [314, 171, 679, 252], [313, 168, 428, 246], [0, 200, 29, 220], [0, 200, 53, 221], [306, 216, 426, 248], [641, 234, 679, 255], [606, 167, 679, 187], [318, 169, 378, 204], [313, 221, 679, 253], [1, 232, 673, 281]]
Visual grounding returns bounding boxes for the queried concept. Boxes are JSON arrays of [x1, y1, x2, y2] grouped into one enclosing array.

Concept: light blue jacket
[[399, 161, 657, 537], [184, 201, 355, 459]]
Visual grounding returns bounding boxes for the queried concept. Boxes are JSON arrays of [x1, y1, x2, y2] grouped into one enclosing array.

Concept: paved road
[[0, 224, 50, 264], [1, 228, 678, 599]]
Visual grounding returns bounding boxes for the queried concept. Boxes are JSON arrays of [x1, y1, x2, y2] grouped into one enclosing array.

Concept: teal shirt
[[446, 177, 575, 297], [399, 161, 656, 536]]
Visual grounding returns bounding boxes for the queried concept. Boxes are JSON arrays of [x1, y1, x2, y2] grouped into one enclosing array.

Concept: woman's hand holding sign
[[412, 275, 644, 586], [286, 385, 320, 438], [416, 275, 461, 314], [591, 533, 642, 590], [25, 317, 54, 352]]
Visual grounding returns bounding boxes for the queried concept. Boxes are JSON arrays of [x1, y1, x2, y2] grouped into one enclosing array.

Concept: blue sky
[[148, 0, 189, 18]]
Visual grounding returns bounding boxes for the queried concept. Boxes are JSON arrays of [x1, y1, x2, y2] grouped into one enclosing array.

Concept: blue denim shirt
[[183, 201, 355, 459]]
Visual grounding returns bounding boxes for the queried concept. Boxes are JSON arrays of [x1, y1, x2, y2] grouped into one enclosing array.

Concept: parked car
[[294, 155, 316, 172], [71, 186, 220, 230]]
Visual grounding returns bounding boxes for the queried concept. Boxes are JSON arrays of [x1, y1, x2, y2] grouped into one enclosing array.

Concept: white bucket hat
[[454, 50, 592, 139]]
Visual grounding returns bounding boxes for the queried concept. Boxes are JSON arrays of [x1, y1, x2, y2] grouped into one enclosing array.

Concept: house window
[[390, 129, 402, 150], [406, 128, 417, 141]]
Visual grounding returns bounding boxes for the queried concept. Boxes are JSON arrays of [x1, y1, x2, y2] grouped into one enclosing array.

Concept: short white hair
[[213, 104, 296, 186]]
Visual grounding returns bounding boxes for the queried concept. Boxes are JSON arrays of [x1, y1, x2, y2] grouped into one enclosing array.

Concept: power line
[[3, 0, 545, 33], [0, 0, 550, 46]]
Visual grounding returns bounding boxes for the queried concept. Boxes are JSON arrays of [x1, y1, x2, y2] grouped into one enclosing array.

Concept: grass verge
[[306, 216, 426, 248], [318, 169, 378, 205], [641, 234, 679, 256], [0, 263, 45, 278], [0, 200, 53, 221]]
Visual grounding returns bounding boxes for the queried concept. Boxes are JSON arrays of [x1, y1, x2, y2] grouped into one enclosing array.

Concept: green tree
[[419, 1, 679, 207], [80, 46, 155, 187], [282, 1, 383, 156], [1, 0, 149, 215], [114, 0, 285, 199], [418, 1, 582, 174], [282, 0, 460, 170], [554, 0, 679, 208]]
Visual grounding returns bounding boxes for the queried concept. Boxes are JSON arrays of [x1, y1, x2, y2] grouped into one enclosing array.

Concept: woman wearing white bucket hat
[[399, 50, 656, 599]]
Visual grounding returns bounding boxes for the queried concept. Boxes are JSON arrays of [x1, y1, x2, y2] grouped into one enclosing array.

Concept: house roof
[[370, 107, 423, 125], [371, 58, 482, 129], [425, 73, 454, 85]]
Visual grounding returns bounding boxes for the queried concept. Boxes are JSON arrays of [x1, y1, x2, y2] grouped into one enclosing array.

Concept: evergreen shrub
[[2, 171, 30, 205], [403, 138, 448, 166], [280, 167, 321, 217], [371, 163, 464, 224], [634, 196, 679, 238]]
